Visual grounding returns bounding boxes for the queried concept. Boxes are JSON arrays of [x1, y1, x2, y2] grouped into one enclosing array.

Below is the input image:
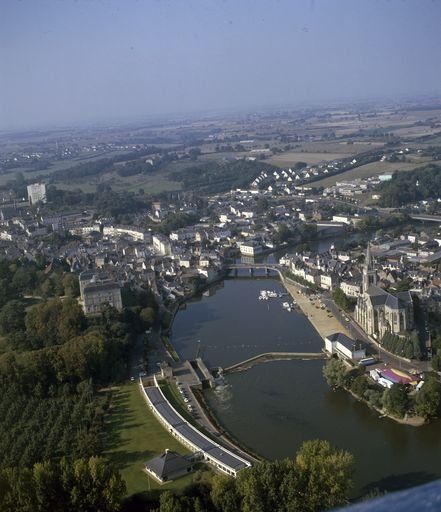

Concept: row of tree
[[0, 381, 107, 469], [323, 358, 441, 420], [381, 331, 422, 360], [0, 456, 125, 512]]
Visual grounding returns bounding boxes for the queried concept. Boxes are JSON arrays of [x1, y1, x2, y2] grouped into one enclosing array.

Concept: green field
[[266, 141, 387, 169], [103, 383, 211, 498], [310, 156, 433, 188]]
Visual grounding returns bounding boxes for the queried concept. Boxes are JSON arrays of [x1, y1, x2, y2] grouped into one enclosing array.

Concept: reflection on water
[[172, 278, 441, 497]]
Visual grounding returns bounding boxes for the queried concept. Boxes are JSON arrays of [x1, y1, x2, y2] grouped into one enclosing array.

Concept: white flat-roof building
[[325, 332, 366, 361]]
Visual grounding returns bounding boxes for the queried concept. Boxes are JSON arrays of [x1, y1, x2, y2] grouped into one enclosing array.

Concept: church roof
[[365, 286, 412, 310]]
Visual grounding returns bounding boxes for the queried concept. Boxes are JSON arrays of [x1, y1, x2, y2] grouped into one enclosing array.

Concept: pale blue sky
[[1, 0, 440, 130]]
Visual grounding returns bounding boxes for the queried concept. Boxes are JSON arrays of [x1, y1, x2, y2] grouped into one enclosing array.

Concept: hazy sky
[[1, 0, 440, 130]]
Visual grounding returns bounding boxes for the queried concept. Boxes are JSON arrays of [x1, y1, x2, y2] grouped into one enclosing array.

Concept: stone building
[[79, 271, 122, 315], [355, 245, 414, 338]]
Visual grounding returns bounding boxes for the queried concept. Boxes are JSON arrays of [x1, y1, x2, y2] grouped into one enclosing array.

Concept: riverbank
[[281, 276, 352, 339], [345, 387, 426, 427]]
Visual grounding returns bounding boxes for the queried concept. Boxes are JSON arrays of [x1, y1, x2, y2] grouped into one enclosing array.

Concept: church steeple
[[362, 242, 377, 292]]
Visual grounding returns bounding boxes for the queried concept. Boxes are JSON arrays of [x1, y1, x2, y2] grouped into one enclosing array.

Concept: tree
[[139, 307, 156, 328], [210, 474, 240, 512], [332, 288, 355, 312], [415, 378, 441, 419], [351, 375, 369, 398], [323, 358, 347, 389], [364, 388, 383, 408], [68, 457, 126, 512], [274, 224, 292, 244], [0, 300, 26, 335], [295, 440, 354, 512], [382, 383, 409, 417], [432, 353, 441, 372], [0, 458, 125, 512], [188, 148, 201, 161], [62, 274, 80, 298], [235, 459, 291, 512]]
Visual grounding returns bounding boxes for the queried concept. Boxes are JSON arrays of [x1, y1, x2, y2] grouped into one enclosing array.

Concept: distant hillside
[[169, 159, 279, 194]]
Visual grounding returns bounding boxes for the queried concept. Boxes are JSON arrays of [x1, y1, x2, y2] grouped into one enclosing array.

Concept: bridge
[[222, 351, 328, 374], [226, 263, 282, 270], [410, 214, 441, 224], [225, 263, 282, 277]]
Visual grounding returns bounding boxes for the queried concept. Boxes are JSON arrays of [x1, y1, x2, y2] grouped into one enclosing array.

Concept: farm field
[[268, 151, 352, 168]]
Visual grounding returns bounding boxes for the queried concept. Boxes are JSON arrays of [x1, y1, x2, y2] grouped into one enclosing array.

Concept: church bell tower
[[362, 243, 377, 292]]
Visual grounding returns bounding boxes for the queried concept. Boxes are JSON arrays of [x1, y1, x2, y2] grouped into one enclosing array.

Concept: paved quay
[[282, 278, 352, 340]]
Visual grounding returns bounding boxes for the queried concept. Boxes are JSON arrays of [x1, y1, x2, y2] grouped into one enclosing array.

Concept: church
[[355, 245, 414, 338]]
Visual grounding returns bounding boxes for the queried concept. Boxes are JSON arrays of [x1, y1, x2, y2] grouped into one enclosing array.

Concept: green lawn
[[103, 383, 211, 498], [310, 156, 433, 188]]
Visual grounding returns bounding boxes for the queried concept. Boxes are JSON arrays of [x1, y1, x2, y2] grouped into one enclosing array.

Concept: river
[[171, 277, 441, 497]]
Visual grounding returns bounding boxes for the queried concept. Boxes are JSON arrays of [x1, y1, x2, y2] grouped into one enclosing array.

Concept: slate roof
[[365, 286, 411, 310], [327, 332, 358, 351], [144, 451, 191, 481]]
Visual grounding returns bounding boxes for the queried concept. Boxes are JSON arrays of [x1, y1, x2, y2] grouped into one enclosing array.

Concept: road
[[321, 293, 430, 373]]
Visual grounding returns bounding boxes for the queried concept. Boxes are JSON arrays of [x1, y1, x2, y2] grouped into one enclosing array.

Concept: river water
[[171, 277, 441, 497]]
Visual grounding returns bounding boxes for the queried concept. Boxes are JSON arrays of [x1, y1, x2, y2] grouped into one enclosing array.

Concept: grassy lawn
[[310, 157, 433, 188], [103, 383, 211, 498], [267, 151, 348, 168]]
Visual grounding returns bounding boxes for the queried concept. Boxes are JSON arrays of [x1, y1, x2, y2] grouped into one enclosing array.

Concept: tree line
[[378, 164, 441, 207], [0, 456, 125, 512], [152, 440, 353, 512], [323, 358, 441, 420]]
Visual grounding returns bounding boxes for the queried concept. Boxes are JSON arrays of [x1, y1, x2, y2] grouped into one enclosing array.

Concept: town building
[[144, 450, 194, 483], [240, 240, 264, 256], [325, 332, 366, 361], [79, 270, 122, 315], [153, 234, 172, 255], [27, 182, 47, 205]]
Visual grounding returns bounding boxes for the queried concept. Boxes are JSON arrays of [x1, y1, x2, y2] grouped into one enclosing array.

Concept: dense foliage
[[332, 288, 356, 312], [0, 456, 125, 512], [0, 261, 157, 510], [0, 381, 107, 469], [45, 185, 149, 218], [322, 358, 348, 389], [381, 331, 422, 360], [156, 440, 354, 512], [378, 164, 441, 207]]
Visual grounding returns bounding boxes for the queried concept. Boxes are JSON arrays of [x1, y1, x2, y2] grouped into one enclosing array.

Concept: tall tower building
[[27, 182, 47, 205]]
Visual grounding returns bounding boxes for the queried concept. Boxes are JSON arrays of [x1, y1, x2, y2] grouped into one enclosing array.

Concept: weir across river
[[221, 351, 328, 374]]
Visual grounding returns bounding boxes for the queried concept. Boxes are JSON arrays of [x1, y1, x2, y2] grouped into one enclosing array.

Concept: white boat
[[282, 302, 290, 309]]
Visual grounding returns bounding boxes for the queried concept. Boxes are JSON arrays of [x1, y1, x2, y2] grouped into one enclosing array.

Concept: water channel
[[171, 276, 441, 497]]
